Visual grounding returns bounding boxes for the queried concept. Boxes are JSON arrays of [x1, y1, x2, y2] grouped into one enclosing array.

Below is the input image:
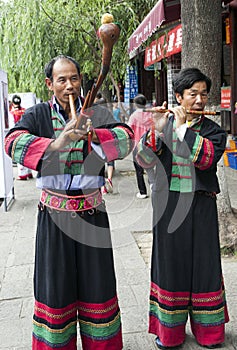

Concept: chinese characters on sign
[[144, 24, 182, 67], [221, 86, 231, 110], [124, 65, 138, 103]]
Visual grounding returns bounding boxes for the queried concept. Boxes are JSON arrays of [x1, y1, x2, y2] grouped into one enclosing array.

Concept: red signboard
[[144, 24, 182, 67], [221, 86, 231, 109]]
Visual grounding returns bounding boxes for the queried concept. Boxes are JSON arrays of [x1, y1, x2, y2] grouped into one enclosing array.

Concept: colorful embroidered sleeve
[[94, 124, 134, 161], [176, 124, 226, 171], [5, 129, 54, 171], [134, 132, 161, 169]]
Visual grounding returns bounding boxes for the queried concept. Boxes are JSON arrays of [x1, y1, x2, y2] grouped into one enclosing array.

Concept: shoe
[[155, 337, 183, 349], [156, 337, 168, 349], [16, 175, 28, 180], [105, 178, 113, 193], [27, 173, 33, 179], [202, 344, 223, 349], [101, 187, 108, 195], [136, 192, 148, 199]]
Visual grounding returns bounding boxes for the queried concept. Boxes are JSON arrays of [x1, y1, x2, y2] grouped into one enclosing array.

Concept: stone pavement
[[0, 155, 237, 350]]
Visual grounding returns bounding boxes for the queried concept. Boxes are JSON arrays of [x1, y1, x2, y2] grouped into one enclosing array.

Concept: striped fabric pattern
[[149, 282, 189, 346], [191, 291, 226, 326], [95, 126, 134, 162], [135, 133, 158, 168], [33, 300, 78, 349], [50, 105, 134, 174], [33, 296, 122, 350], [4, 129, 53, 171], [78, 296, 122, 349], [51, 108, 84, 175], [185, 118, 215, 170], [149, 281, 229, 347], [150, 281, 189, 328], [193, 137, 214, 170], [135, 117, 216, 192], [170, 122, 193, 192]]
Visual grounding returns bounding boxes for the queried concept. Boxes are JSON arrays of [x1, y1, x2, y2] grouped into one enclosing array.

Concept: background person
[[5, 55, 134, 350], [9, 94, 33, 180], [128, 94, 155, 199], [135, 68, 229, 349]]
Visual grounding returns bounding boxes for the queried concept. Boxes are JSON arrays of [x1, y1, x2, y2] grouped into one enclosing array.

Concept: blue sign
[[124, 65, 138, 103]]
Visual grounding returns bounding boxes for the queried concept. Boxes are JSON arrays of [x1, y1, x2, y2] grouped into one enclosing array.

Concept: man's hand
[[170, 106, 187, 129], [152, 101, 169, 133], [47, 119, 89, 152]]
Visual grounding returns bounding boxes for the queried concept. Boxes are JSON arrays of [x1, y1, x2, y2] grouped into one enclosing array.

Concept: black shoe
[[155, 337, 182, 349], [155, 337, 168, 349]]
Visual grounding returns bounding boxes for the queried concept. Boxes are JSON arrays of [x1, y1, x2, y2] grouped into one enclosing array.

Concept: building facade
[[128, 0, 237, 136]]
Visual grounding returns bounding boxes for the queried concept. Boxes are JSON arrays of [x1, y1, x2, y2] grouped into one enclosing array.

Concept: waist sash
[[40, 188, 102, 212]]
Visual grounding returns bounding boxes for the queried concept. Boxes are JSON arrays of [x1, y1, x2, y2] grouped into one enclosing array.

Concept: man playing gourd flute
[[135, 68, 229, 349], [5, 55, 134, 350]]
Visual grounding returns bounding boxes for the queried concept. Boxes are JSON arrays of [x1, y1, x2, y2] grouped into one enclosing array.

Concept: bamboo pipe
[[143, 108, 220, 116], [68, 94, 77, 120]]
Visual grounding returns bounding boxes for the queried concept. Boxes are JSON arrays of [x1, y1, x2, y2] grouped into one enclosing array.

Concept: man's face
[[45, 58, 82, 110], [175, 81, 208, 116]]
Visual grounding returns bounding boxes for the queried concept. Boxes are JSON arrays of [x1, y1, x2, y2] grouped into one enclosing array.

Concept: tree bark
[[180, 0, 237, 251], [180, 0, 222, 105]]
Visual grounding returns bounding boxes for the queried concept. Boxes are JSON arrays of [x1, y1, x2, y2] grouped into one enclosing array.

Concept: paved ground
[[0, 155, 237, 349]]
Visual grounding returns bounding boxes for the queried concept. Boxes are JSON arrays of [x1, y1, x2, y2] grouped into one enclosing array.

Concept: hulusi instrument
[[69, 13, 120, 146]]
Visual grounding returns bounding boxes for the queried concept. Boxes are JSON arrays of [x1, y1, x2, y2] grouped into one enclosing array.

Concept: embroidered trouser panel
[[32, 201, 122, 349], [149, 191, 229, 347]]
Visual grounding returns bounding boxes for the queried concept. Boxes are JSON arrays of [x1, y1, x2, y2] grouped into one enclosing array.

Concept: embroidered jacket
[[136, 114, 226, 193], [5, 99, 134, 190]]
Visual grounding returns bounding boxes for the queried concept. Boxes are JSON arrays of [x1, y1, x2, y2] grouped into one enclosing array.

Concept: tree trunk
[[180, 0, 222, 105], [217, 163, 237, 253], [180, 0, 237, 251]]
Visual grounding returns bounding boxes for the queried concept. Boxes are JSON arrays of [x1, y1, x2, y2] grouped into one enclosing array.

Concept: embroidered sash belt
[[40, 188, 102, 212]]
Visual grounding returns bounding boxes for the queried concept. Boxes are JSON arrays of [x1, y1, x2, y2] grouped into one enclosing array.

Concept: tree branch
[[81, 33, 101, 62], [39, 3, 74, 30]]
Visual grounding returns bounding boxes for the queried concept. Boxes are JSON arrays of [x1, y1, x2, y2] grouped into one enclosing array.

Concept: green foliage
[[0, 0, 156, 101]]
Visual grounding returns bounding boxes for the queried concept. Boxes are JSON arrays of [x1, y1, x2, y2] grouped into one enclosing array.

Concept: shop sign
[[144, 24, 182, 67], [221, 86, 231, 109], [124, 65, 138, 103]]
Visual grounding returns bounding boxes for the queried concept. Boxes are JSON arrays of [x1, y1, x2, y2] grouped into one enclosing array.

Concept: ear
[[175, 92, 182, 104], [45, 77, 53, 91]]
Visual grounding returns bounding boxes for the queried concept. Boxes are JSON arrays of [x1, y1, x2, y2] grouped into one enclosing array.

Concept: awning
[[128, 0, 181, 59], [222, 0, 237, 8]]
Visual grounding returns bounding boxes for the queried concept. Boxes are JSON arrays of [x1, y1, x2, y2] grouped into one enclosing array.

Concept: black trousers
[[33, 201, 122, 349], [133, 159, 147, 195], [149, 190, 229, 347]]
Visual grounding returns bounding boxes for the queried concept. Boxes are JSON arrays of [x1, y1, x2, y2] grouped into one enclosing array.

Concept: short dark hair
[[12, 94, 21, 105], [172, 68, 212, 97], [96, 92, 102, 99], [134, 94, 147, 106], [44, 55, 81, 81]]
